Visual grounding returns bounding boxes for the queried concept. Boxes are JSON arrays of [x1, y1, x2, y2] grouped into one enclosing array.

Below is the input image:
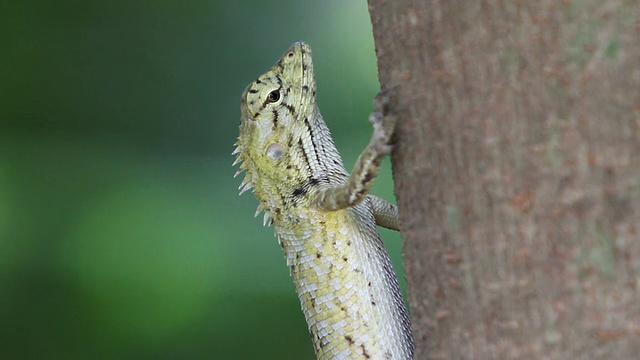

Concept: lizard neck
[[299, 107, 349, 183]]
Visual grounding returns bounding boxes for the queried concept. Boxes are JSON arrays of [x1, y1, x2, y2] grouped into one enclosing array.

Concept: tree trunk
[[368, 1, 640, 358]]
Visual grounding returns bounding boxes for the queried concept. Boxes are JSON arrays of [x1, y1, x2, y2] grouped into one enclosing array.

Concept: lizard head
[[234, 42, 320, 222]]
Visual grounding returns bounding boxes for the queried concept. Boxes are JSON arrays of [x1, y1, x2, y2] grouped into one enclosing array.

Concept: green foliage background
[[1, 1, 404, 358]]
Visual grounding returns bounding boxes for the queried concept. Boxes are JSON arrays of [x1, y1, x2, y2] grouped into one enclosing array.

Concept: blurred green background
[[1, 0, 405, 358]]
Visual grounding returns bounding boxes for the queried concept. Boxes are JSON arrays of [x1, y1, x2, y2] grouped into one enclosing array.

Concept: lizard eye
[[266, 90, 280, 103]]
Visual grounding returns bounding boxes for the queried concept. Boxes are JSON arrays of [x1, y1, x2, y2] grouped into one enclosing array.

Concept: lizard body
[[234, 42, 414, 359]]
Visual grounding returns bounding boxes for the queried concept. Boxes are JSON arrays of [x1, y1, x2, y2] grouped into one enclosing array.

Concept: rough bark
[[368, 1, 640, 358]]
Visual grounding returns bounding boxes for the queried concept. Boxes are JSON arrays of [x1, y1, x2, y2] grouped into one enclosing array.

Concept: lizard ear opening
[[266, 143, 285, 160]]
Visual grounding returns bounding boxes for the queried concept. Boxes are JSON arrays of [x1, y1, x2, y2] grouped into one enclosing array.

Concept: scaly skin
[[234, 42, 414, 359]]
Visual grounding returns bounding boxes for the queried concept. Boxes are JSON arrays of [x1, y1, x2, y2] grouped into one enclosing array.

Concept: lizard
[[234, 41, 414, 359]]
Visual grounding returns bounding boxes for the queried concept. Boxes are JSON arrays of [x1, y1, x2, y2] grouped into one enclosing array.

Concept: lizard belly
[[277, 203, 412, 360]]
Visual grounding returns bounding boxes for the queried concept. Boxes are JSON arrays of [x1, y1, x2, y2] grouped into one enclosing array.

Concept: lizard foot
[[369, 88, 398, 155]]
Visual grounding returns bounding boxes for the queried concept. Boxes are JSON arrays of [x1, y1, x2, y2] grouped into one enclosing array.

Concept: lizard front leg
[[368, 194, 400, 231], [313, 90, 399, 217]]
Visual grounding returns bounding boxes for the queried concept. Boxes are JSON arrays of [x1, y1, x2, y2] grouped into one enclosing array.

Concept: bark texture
[[368, 1, 640, 358]]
